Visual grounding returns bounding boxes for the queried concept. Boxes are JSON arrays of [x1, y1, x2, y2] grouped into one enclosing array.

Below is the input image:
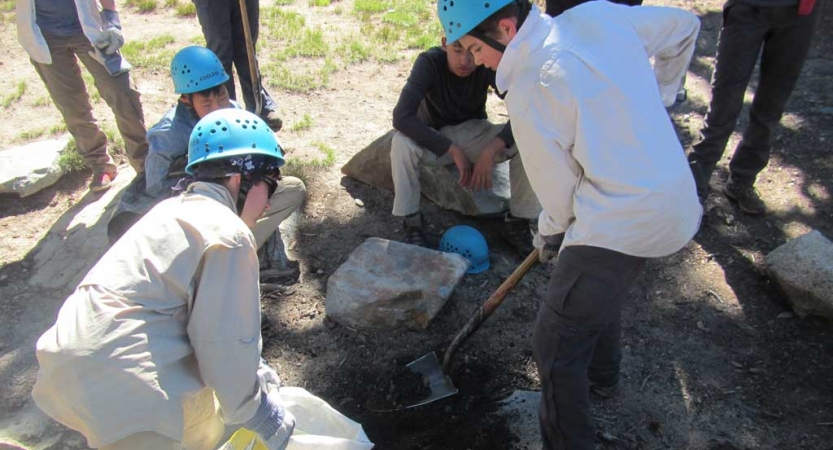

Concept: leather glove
[[94, 10, 124, 55], [533, 231, 564, 263]]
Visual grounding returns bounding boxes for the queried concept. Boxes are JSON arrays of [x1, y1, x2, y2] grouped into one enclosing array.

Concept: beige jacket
[[33, 182, 266, 448]]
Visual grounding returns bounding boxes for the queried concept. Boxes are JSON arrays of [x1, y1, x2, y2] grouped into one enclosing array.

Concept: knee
[[390, 132, 419, 163], [279, 176, 306, 207]]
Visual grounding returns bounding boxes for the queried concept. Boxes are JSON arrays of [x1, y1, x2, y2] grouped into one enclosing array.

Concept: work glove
[[533, 231, 564, 263], [251, 391, 296, 450], [257, 358, 282, 394], [94, 9, 124, 55]]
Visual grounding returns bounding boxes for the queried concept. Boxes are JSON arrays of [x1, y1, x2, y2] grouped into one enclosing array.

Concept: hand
[[261, 409, 296, 450], [448, 145, 472, 189], [257, 358, 282, 394], [470, 147, 496, 192], [95, 10, 124, 55], [533, 231, 564, 263]]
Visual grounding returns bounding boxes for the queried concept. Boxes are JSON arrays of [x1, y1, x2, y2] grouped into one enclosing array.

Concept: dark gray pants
[[532, 246, 646, 450], [688, 0, 819, 194], [192, 0, 277, 115]]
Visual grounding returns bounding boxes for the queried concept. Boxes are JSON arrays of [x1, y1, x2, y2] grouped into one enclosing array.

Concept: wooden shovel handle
[[238, 0, 263, 116], [442, 248, 540, 374]]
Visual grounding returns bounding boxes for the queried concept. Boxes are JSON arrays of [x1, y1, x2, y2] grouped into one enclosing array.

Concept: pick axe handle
[[442, 248, 540, 374], [238, 0, 263, 116]]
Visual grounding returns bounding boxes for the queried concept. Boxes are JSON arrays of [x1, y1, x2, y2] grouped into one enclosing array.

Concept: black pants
[[688, 0, 819, 194], [192, 0, 277, 115], [545, 0, 642, 17], [532, 246, 647, 450]]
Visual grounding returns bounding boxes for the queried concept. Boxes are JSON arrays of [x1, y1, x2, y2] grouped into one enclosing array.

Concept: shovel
[[406, 248, 540, 408]]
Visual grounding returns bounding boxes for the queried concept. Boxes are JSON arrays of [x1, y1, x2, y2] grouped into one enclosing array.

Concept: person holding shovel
[[16, 0, 148, 192], [108, 46, 305, 279], [33, 109, 296, 450], [193, 0, 283, 131], [391, 37, 542, 253], [436, 1, 702, 448]]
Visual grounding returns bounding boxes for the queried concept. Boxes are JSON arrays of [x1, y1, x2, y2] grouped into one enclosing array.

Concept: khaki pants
[[390, 119, 541, 219], [251, 176, 306, 247], [31, 32, 148, 175]]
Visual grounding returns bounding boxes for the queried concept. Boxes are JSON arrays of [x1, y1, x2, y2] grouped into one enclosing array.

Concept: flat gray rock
[[342, 130, 510, 216], [0, 137, 69, 197], [766, 230, 833, 319], [325, 237, 469, 331]]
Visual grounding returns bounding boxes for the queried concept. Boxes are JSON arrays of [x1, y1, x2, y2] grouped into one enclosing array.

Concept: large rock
[[0, 137, 69, 197], [326, 237, 469, 331], [766, 230, 833, 319], [341, 130, 510, 216]]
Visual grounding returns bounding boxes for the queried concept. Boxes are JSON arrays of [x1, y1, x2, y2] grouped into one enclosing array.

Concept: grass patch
[[290, 114, 313, 132], [0, 0, 14, 12], [281, 142, 336, 182], [282, 28, 328, 59], [103, 126, 126, 157], [175, 1, 196, 16], [58, 140, 87, 173], [32, 95, 52, 107], [1, 81, 26, 108], [163, 0, 177, 7], [338, 38, 371, 64], [17, 128, 47, 141], [266, 65, 323, 93], [261, 8, 306, 41], [274, 0, 294, 4], [135, 0, 158, 12], [309, 0, 330, 5], [354, 0, 390, 13], [121, 34, 177, 70]]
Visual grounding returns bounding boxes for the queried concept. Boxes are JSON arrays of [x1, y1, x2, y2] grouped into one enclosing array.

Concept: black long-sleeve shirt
[[392, 47, 514, 157]]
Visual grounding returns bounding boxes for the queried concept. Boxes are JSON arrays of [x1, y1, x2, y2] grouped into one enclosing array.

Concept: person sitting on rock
[[33, 109, 295, 450], [390, 36, 542, 255], [108, 46, 305, 279]]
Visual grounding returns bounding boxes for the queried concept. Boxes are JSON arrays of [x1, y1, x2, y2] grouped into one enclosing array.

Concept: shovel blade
[[405, 352, 458, 408]]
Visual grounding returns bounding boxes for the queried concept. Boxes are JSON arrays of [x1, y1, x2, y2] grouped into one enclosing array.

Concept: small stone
[[355, 198, 365, 207], [317, 269, 324, 274], [776, 311, 794, 319], [696, 321, 710, 332]]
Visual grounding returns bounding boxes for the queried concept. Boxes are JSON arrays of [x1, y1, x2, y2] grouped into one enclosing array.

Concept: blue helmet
[[171, 46, 229, 94], [186, 109, 285, 176], [439, 225, 490, 274], [437, 0, 515, 44]]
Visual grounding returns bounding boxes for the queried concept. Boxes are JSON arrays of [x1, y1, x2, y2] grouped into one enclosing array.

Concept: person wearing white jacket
[[437, 1, 702, 449], [16, 0, 147, 192], [33, 110, 294, 450]]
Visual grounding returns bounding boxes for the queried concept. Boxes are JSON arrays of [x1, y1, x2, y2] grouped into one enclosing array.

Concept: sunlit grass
[[261, 7, 306, 41], [1, 81, 26, 108], [58, 139, 87, 173], [309, 0, 330, 5], [175, 1, 196, 16], [121, 34, 177, 70], [281, 28, 329, 59], [291, 114, 313, 132], [354, 0, 390, 13], [281, 142, 337, 182]]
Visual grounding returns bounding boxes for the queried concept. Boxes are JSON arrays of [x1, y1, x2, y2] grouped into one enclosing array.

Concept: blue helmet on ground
[[437, 0, 515, 44], [186, 109, 285, 176], [171, 46, 229, 94], [439, 225, 490, 274]]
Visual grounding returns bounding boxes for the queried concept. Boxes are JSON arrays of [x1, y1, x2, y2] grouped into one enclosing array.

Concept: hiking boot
[[259, 231, 300, 283], [724, 179, 765, 215], [90, 170, 117, 193], [261, 109, 283, 132], [402, 212, 428, 248], [590, 380, 619, 399], [501, 213, 534, 257]]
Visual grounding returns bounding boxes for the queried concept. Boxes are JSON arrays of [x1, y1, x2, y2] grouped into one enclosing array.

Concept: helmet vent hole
[[252, 125, 257, 130], [450, 1, 454, 5], [251, 143, 257, 148], [218, 145, 224, 151], [222, 127, 227, 131], [242, 125, 248, 129], [443, 6, 447, 10], [485, 2, 490, 8], [210, 129, 216, 134]]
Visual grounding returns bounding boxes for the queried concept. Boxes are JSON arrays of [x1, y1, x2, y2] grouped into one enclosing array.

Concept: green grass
[[17, 128, 47, 141], [265, 65, 324, 92], [80, 72, 101, 103], [103, 126, 126, 157], [290, 114, 313, 132], [57, 140, 87, 173], [32, 95, 53, 107], [121, 34, 177, 70], [163, 0, 177, 7], [274, 0, 294, 5], [354, 0, 390, 13], [1, 81, 26, 108], [135, 0, 158, 12], [338, 38, 371, 64], [309, 0, 330, 5], [281, 28, 328, 59], [281, 142, 337, 182], [175, 2, 196, 16], [261, 8, 306, 41]]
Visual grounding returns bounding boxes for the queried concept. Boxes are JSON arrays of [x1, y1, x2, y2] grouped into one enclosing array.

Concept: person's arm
[[187, 240, 294, 447], [392, 54, 454, 158], [624, 6, 700, 107], [144, 109, 189, 197]]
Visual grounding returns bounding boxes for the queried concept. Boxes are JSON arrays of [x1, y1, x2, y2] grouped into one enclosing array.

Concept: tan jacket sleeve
[[186, 239, 264, 426]]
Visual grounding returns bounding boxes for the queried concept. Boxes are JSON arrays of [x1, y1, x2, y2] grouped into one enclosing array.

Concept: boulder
[[0, 137, 69, 197], [341, 130, 510, 216], [326, 237, 469, 331], [766, 230, 833, 319]]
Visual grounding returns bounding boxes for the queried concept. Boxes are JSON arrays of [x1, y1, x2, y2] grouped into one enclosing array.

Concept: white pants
[[390, 119, 541, 219]]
